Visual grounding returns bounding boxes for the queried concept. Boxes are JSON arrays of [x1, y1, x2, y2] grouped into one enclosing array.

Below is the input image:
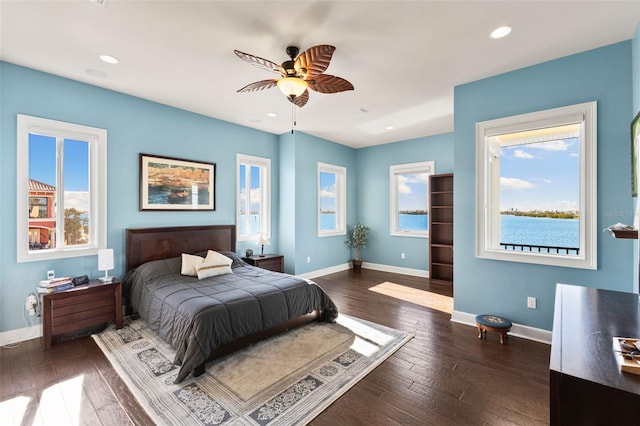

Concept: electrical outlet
[[47, 270, 55, 279], [307, 256, 311, 263], [401, 253, 405, 259], [527, 296, 537, 309]]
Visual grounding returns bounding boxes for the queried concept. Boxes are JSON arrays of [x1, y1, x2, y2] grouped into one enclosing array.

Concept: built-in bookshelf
[[429, 173, 453, 285]]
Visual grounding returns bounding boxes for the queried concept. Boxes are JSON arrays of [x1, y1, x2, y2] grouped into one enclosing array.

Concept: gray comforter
[[124, 252, 338, 382]]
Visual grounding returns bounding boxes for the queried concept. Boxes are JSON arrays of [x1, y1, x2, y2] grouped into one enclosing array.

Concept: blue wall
[[2, 32, 638, 336], [287, 132, 358, 274], [356, 134, 454, 270], [453, 41, 634, 330], [0, 62, 283, 333]]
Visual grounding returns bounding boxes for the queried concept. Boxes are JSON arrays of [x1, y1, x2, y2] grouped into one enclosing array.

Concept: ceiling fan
[[234, 44, 354, 108]]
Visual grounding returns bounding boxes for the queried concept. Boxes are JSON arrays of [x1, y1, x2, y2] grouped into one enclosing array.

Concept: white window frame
[[317, 162, 346, 237], [17, 114, 107, 263], [476, 101, 597, 269], [236, 154, 271, 242], [389, 161, 434, 238]]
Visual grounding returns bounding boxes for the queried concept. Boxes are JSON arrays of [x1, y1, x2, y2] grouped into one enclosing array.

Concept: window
[[237, 154, 271, 241], [318, 163, 346, 237], [389, 161, 433, 238], [17, 114, 107, 262], [476, 101, 597, 269]]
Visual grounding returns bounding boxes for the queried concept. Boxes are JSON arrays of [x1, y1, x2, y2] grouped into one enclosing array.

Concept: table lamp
[[257, 235, 270, 257], [98, 248, 114, 282]]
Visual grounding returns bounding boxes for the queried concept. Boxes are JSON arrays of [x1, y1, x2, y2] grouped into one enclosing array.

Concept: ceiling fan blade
[[237, 79, 278, 93], [295, 45, 335, 78], [287, 90, 309, 108], [234, 50, 283, 75], [307, 74, 354, 94]]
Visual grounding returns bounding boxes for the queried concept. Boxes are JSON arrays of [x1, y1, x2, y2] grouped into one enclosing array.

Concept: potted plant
[[345, 223, 369, 270]]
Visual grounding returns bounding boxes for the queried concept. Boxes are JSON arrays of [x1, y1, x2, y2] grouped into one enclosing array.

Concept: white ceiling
[[1, 1, 639, 148]]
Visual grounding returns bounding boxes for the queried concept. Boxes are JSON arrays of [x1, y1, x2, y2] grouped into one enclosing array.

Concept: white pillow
[[181, 253, 204, 276], [205, 250, 233, 266], [195, 262, 233, 279]]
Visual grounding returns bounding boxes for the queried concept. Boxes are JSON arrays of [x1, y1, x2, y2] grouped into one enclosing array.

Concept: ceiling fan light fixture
[[277, 77, 308, 97]]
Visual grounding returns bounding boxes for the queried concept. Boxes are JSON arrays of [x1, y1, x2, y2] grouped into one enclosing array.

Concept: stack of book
[[38, 277, 74, 294]]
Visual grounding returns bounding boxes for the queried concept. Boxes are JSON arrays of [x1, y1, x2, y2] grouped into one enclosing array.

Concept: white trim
[[297, 262, 352, 280], [475, 101, 597, 270], [236, 153, 271, 242], [362, 261, 429, 278], [17, 114, 108, 262], [451, 310, 552, 345], [0, 324, 42, 347], [297, 261, 429, 280]]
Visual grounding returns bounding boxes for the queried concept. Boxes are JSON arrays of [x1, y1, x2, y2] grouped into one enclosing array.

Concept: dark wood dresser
[[550, 284, 640, 425]]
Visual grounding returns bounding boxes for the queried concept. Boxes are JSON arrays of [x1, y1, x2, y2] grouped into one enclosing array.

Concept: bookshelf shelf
[[429, 173, 454, 285]]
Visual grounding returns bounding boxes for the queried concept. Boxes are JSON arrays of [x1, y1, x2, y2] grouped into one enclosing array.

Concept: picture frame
[[139, 153, 215, 211], [632, 111, 640, 197]]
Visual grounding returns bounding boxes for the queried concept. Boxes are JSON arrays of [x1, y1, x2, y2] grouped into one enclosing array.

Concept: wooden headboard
[[125, 224, 236, 271]]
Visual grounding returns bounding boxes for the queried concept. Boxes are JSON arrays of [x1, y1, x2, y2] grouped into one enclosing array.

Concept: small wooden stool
[[476, 314, 512, 344]]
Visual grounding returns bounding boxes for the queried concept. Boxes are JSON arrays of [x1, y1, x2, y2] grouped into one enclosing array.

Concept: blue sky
[[500, 137, 579, 211], [29, 133, 89, 211], [239, 164, 261, 212], [398, 173, 428, 211], [319, 171, 336, 211]]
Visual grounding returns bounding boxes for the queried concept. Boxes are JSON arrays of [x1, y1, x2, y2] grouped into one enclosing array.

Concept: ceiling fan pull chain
[[291, 102, 296, 134]]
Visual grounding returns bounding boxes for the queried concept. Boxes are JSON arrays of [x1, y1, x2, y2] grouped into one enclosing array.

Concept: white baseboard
[[297, 262, 352, 279], [0, 324, 41, 347], [451, 310, 551, 345], [297, 262, 429, 280], [362, 262, 429, 278]]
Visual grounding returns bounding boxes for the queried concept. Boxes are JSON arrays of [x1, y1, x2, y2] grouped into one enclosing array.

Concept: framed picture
[[632, 111, 640, 197], [139, 153, 215, 211]]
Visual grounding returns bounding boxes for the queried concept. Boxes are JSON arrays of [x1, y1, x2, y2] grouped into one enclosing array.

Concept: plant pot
[[352, 259, 363, 270]]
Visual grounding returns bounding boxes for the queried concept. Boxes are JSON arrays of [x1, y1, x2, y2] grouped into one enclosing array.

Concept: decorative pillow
[[205, 250, 233, 266], [181, 253, 204, 276], [195, 262, 233, 279]]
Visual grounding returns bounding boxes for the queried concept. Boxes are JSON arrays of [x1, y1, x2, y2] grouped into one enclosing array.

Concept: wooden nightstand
[[42, 279, 122, 350], [242, 254, 284, 273]]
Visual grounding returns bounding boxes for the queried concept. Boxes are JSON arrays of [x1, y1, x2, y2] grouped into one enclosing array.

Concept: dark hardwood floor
[[1, 269, 550, 425]]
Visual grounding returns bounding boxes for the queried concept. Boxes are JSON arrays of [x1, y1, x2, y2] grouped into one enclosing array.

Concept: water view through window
[[498, 127, 580, 254]]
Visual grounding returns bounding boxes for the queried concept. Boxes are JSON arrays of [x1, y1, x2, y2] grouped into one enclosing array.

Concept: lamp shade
[[277, 77, 308, 97], [257, 235, 270, 246], [98, 248, 114, 271]]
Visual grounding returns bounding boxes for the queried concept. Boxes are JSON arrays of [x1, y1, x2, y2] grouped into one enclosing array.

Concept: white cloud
[[500, 177, 534, 190], [320, 183, 336, 199], [397, 175, 412, 195], [64, 191, 89, 212], [513, 149, 534, 159], [530, 140, 573, 151]]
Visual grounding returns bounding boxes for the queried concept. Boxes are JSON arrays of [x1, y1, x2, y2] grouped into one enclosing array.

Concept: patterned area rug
[[93, 314, 412, 425]]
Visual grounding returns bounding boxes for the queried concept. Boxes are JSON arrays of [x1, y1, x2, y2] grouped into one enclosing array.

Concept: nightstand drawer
[[42, 280, 122, 349], [242, 254, 284, 273]]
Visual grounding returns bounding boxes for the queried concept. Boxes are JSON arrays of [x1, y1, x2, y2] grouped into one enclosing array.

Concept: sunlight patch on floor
[[369, 281, 453, 314], [0, 395, 30, 425], [35, 375, 84, 425]]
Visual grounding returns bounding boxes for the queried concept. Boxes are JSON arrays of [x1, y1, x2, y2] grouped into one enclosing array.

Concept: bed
[[123, 224, 338, 383]]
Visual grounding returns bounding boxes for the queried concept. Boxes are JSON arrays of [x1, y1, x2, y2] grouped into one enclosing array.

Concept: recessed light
[[266, 112, 277, 118], [99, 54, 119, 64], [385, 126, 395, 131], [490, 26, 512, 39]]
